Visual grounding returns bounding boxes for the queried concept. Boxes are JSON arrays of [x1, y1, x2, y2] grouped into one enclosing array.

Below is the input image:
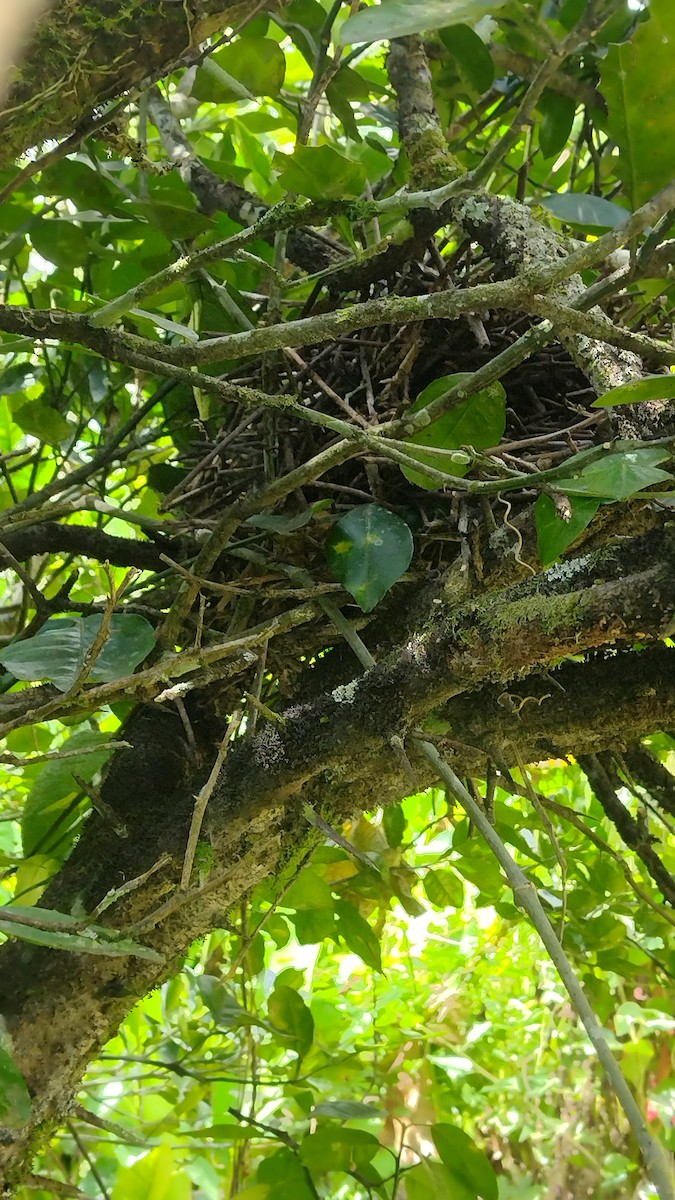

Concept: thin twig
[[181, 710, 242, 889]]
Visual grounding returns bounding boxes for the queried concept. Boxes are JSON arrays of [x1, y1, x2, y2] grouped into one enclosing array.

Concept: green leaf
[[0, 362, 43, 394], [601, 0, 675, 208], [535, 493, 600, 567], [41, 158, 119, 215], [440, 24, 494, 95], [284, 868, 334, 909], [405, 1160, 463, 1200], [0, 1046, 31, 1128], [312, 1100, 384, 1119], [402, 374, 506, 490], [593, 374, 675, 408], [541, 193, 629, 229], [130, 201, 213, 240], [268, 985, 314, 1062], [12, 400, 71, 445], [340, 0, 508, 45], [192, 39, 286, 103], [291, 907, 336, 944], [334, 900, 382, 972], [324, 504, 414, 612], [432, 1123, 499, 1200], [423, 867, 464, 909], [553, 447, 672, 501], [538, 92, 576, 158], [0, 911, 163, 962], [30, 216, 93, 267], [382, 803, 405, 848], [21, 728, 115, 859], [299, 1127, 380, 1174], [0, 614, 156, 692], [275, 144, 366, 200], [111, 1143, 192, 1200], [198, 977, 263, 1029]]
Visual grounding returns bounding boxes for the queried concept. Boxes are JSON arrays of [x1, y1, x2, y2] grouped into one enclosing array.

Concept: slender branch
[[418, 739, 675, 1200]]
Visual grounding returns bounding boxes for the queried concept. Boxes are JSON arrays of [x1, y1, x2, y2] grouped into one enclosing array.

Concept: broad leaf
[[541, 193, 629, 229], [382, 803, 406, 848], [440, 24, 495, 95], [340, 0, 507, 45], [334, 900, 382, 972], [535, 493, 600, 567], [284, 868, 334, 910], [402, 374, 506, 490], [312, 1100, 384, 1119], [0, 910, 163, 962], [268, 986, 314, 1062], [300, 1127, 379, 1174], [432, 1123, 499, 1200], [593, 374, 675, 408], [198, 976, 263, 1029], [275, 144, 366, 200], [538, 92, 576, 159], [424, 867, 464, 909], [553, 447, 672, 501], [0, 1046, 31, 1128], [21, 728, 115, 860], [12, 399, 71, 445], [0, 614, 156, 692], [193, 39, 286, 103], [601, 0, 675, 208], [111, 1143, 191, 1200], [325, 504, 414, 612]]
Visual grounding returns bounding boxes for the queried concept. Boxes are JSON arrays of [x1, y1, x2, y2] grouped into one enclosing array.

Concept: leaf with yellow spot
[[324, 504, 414, 613]]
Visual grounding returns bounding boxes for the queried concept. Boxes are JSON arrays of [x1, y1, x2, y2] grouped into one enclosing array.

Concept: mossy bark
[[0, 0, 266, 168]]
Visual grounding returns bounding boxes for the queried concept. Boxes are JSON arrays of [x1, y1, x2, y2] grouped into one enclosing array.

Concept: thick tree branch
[[146, 87, 344, 274], [0, 0, 272, 168]]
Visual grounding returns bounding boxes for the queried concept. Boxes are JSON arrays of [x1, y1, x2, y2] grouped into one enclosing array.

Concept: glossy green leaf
[[541, 193, 629, 229], [0, 910, 163, 962], [300, 1127, 379, 1174], [324, 504, 414, 612], [405, 1160, 462, 1200], [601, 0, 675, 208], [553, 447, 672, 500], [0, 362, 42, 394], [432, 1123, 498, 1199], [198, 976, 263, 1028], [284, 868, 334, 909], [21, 728, 115, 859], [41, 158, 119, 215], [30, 216, 93, 267], [538, 92, 576, 158], [440, 24, 495, 95], [0, 614, 156, 692], [535, 493, 600, 567], [382, 803, 405, 848], [593, 374, 675, 408], [340, 0, 508, 45], [11, 400, 71, 445], [402, 374, 506, 490], [312, 1100, 384, 1119], [275, 144, 366, 200], [268, 986, 314, 1061], [0, 1046, 31, 1128], [334, 900, 382, 972], [111, 1143, 191, 1200], [131, 201, 213, 240], [193, 39, 286, 103], [292, 907, 336, 944], [424, 867, 464, 909]]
